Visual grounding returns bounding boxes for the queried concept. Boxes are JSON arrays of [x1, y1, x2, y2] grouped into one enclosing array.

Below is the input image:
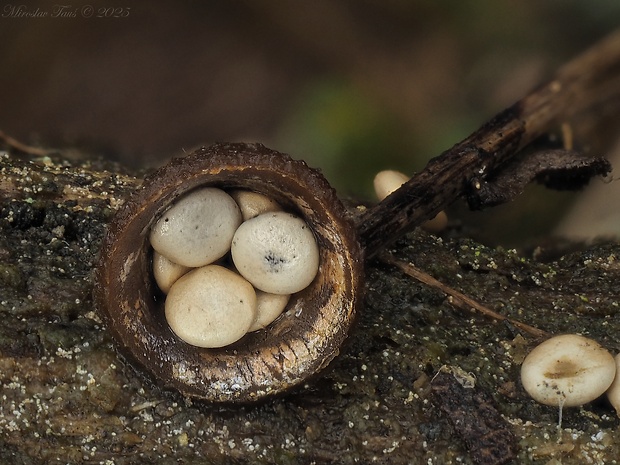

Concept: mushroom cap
[[423, 211, 448, 233], [606, 353, 620, 416], [521, 334, 616, 407], [373, 170, 409, 201]]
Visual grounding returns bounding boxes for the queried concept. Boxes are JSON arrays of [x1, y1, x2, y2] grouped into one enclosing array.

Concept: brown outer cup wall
[[94, 142, 364, 402]]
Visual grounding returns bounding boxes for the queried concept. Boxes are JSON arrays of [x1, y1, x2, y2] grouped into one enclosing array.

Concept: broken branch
[[360, 29, 620, 257]]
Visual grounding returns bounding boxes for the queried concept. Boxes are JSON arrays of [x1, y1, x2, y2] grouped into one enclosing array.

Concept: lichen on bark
[[1, 150, 619, 464]]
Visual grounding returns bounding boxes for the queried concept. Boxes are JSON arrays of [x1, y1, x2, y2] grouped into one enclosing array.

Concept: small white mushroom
[[422, 211, 448, 233], [606, 353, 620, 416], [373, 170, 447, 233], [520, 334, 616, 407], [373, 170, 410, 201], [230, 190, 282, 221], [165, 265, 257, 348], [149, 187, 242, 267], [231, 211, 319, 294], [249, 292, 291, 332], [153, 251, 191, 294]]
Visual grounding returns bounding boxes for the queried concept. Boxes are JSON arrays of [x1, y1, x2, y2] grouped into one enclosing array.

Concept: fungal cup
[[94, 143, 363, 402]]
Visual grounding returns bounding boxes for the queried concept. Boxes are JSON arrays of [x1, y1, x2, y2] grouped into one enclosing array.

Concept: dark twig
[[379, 252, 550, 339], [466, 149, 612, 209], [359, 29, 620, 257]]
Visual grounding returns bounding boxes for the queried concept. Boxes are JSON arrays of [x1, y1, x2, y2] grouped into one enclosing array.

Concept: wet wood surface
[[1, 151, 620, 464]]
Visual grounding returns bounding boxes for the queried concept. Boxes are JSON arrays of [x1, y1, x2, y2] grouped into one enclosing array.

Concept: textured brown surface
[[1, 150, 620, 464], [431, 370, 517, 465]]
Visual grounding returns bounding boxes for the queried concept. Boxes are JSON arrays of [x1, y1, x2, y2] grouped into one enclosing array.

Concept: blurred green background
[[1, 0, 619, 245]]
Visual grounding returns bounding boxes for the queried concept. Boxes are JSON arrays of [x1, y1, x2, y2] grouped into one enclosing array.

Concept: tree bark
[[1, 150, 620, 465]]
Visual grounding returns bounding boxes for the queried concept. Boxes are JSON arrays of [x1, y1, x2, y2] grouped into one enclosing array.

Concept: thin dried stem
[[379, 251, 550, 339], [0, 130, 52, 157]]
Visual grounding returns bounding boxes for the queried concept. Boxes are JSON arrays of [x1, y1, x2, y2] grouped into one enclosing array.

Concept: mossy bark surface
[[1, 151, 619, 464]]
